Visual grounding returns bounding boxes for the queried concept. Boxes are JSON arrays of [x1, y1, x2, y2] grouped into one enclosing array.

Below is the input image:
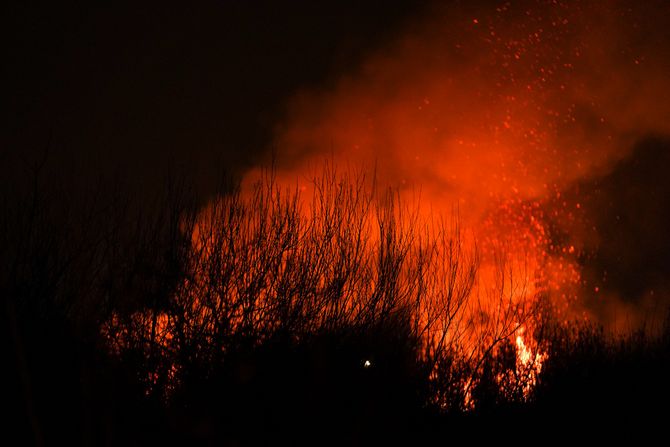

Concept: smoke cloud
[[243, 0, 670, 330]]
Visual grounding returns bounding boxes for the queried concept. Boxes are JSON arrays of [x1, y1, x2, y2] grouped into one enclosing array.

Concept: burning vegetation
[[4, 149, 670, 443], [101, 164, 549, 410], [4, 0, 670, 444]]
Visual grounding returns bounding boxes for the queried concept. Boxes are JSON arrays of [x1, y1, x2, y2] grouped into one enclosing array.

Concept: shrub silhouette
[[4, 157, 669, 444]]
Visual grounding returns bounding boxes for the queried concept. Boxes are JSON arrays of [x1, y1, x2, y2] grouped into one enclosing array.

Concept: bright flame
[[512, 325, 546, 398]]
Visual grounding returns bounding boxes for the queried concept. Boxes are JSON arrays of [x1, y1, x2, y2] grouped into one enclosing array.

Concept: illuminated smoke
[[250, 0, 670, 330]]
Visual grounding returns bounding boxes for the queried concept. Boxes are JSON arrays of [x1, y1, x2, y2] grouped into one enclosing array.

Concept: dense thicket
[[3, 162, 668, 445]]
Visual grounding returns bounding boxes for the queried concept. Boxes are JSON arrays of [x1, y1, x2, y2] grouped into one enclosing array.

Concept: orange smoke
[[251, 0, 670, 329]]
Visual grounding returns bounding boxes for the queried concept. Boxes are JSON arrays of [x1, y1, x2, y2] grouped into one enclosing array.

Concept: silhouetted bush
[[4, 159, 668, 444]]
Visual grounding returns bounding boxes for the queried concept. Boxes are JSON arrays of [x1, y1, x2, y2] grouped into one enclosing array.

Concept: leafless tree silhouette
[[9, 158, 665, 444]]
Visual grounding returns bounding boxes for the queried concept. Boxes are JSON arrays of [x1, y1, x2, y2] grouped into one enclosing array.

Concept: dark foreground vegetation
[[3, 161, 669, 445]]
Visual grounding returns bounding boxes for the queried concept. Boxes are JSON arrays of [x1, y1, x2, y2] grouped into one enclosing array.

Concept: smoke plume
[[243, 0, 670, 330]]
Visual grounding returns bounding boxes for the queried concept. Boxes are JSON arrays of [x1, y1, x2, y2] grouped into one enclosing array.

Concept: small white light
[[363, 360, 372, 368]]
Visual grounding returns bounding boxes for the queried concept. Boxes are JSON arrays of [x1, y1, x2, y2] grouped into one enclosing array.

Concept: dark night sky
[[2, 1, 427, 194]]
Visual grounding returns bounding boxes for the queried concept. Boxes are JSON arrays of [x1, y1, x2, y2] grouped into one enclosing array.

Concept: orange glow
[[262, 0, 670, 326], [245, 0, 668, 400], [101, 0, 670, 406]]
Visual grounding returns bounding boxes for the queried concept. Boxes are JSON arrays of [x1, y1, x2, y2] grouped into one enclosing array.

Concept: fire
[[101, 0, 670, 408], [512, 326, 546, 398]]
